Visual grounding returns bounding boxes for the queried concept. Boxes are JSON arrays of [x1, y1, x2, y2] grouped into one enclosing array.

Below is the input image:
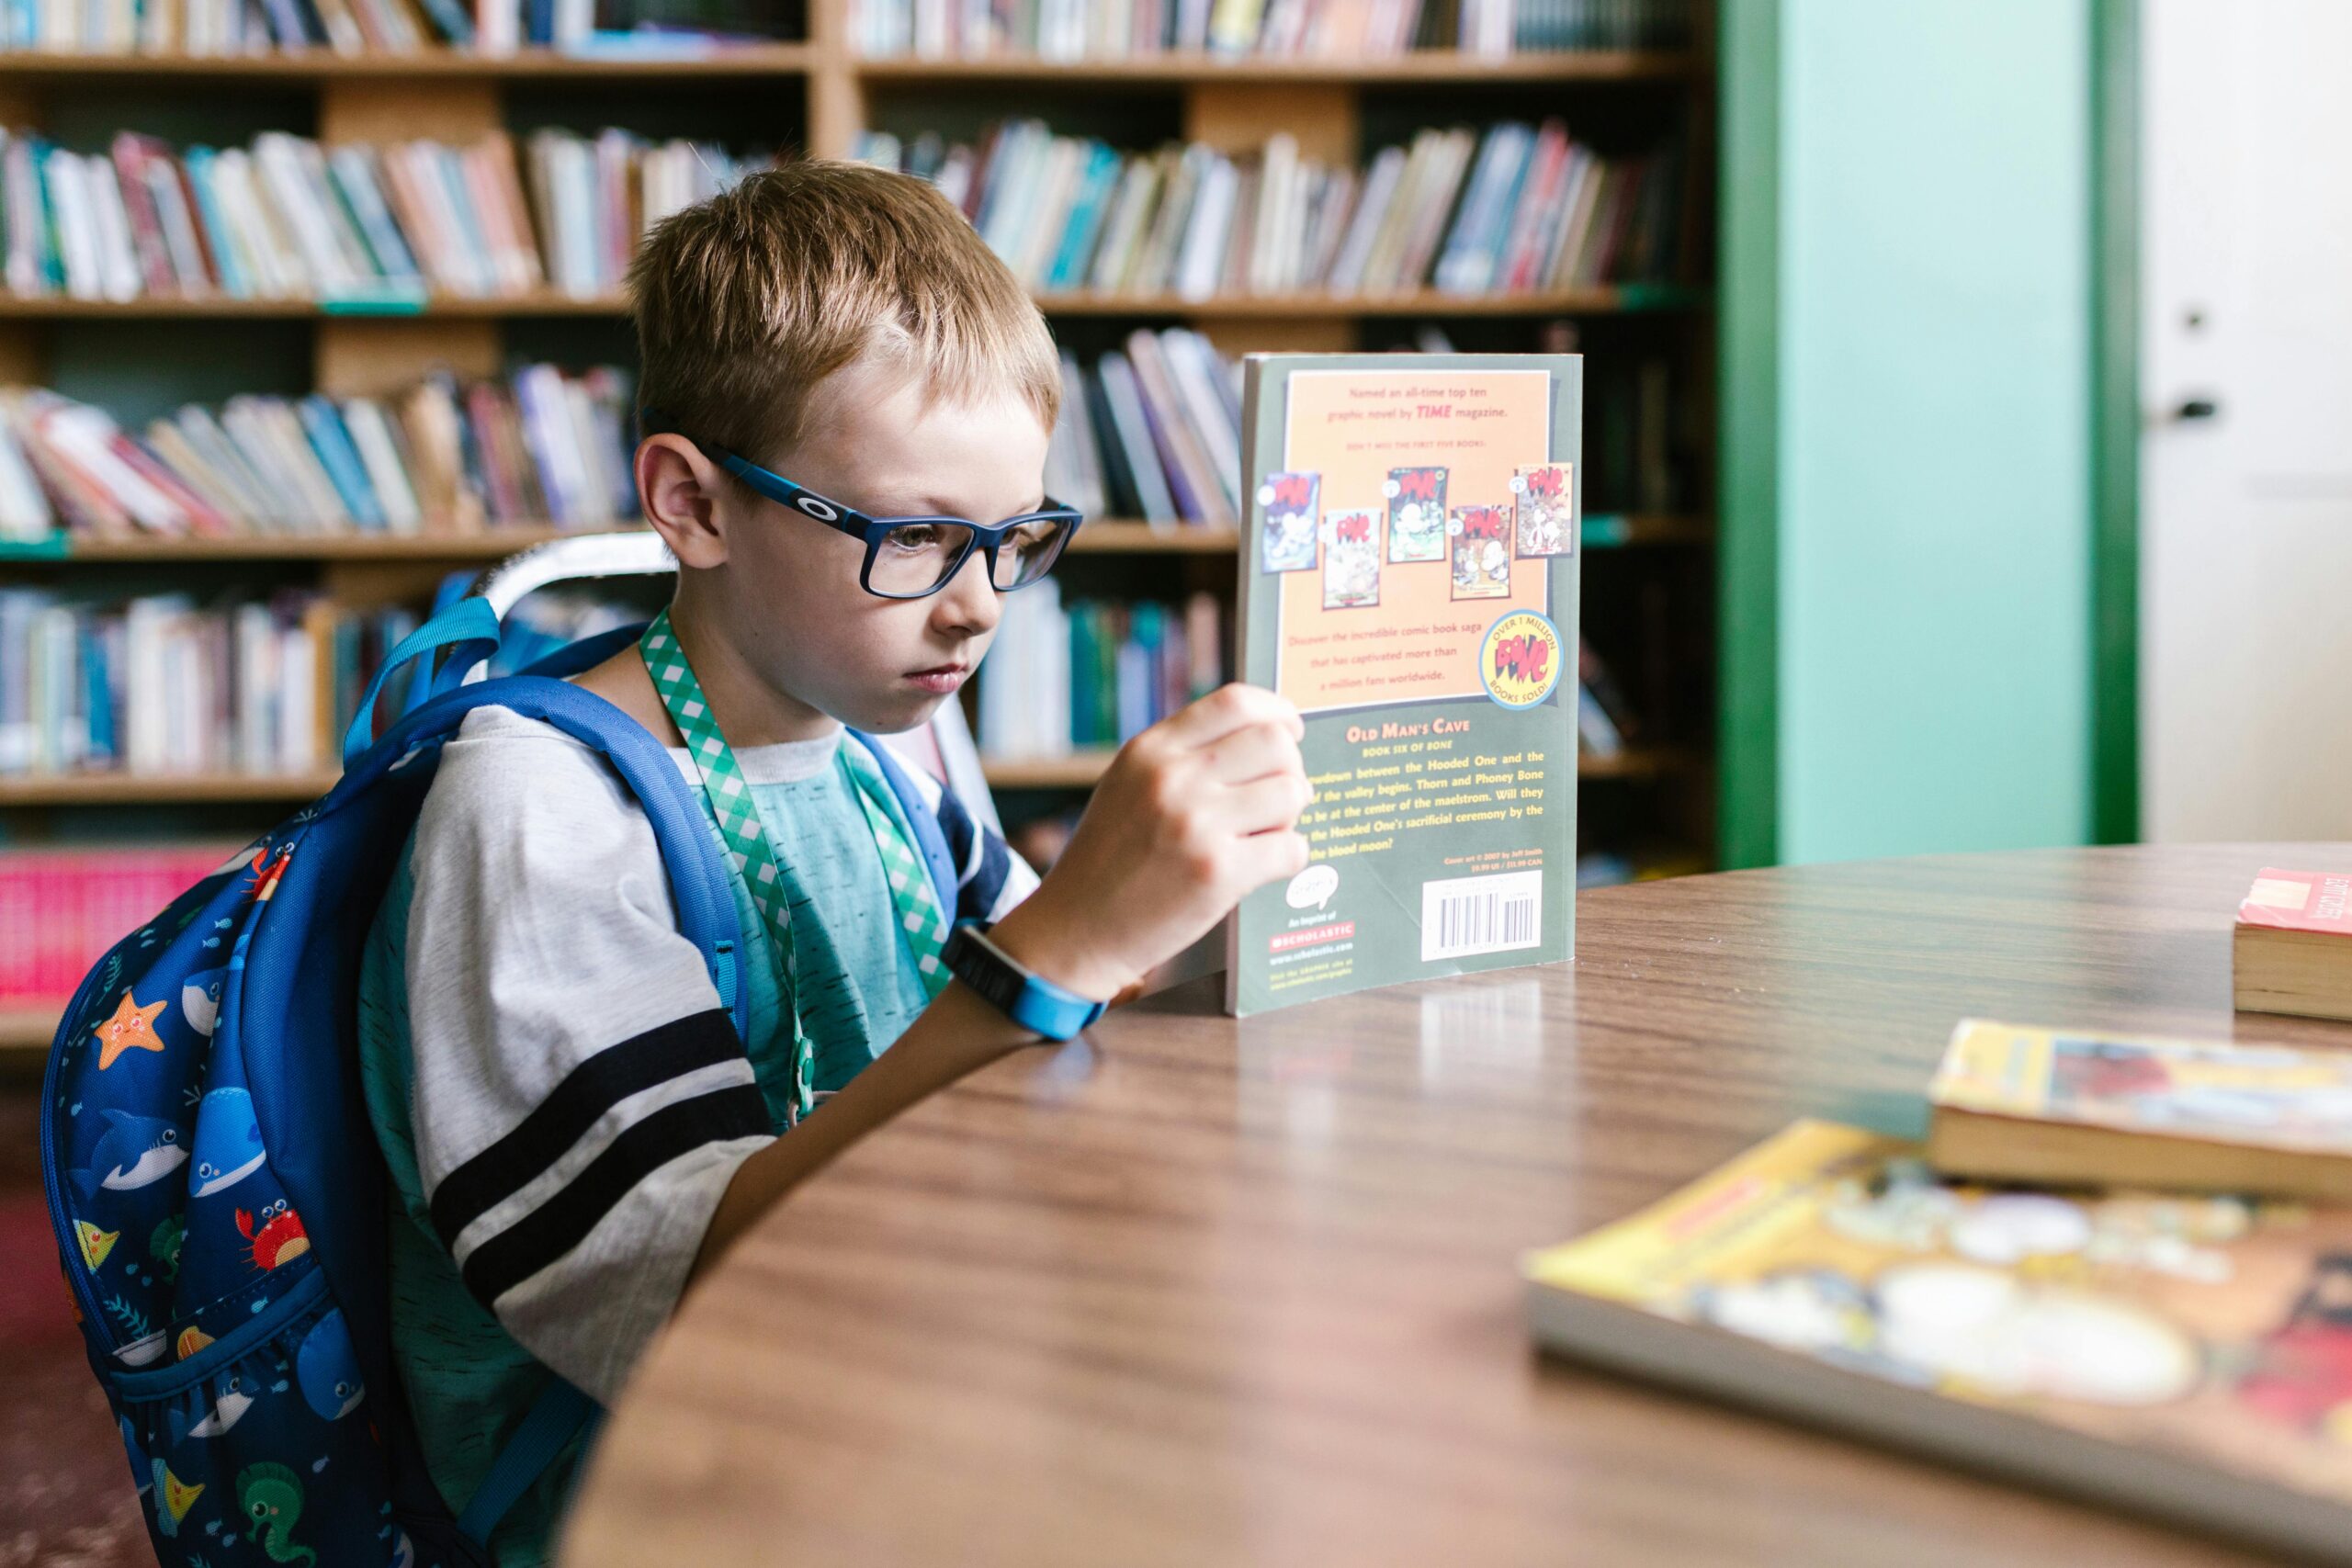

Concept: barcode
[[1420, 870, 1544, 962]]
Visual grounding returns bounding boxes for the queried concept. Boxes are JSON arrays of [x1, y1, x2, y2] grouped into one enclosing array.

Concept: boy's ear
[[636, 434, 729, 569]]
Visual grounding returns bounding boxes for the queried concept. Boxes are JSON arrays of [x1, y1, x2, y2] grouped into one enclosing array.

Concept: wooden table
[[560, 844, 2352, 1568]]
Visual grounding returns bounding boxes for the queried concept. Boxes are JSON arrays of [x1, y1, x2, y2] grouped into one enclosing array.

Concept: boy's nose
[[931, 549, 1001, 635]]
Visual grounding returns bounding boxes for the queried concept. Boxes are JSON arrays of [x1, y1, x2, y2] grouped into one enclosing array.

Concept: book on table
[[1226, 352, 1579, 1016], [2236, 867, 2352, 1023], [1523, 1119, 2352, 1565], [1927, 1018, 2352, 1202]]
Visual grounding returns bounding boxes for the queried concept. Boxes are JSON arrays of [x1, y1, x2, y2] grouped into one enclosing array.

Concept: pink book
[[2237, 868, 2352, 937]]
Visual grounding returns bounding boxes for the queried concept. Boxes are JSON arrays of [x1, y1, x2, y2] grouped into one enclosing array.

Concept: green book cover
[[1225, 352, 1581, 1017]]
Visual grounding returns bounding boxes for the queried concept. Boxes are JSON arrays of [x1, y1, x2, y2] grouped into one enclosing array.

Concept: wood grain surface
[[560, 844, 2352, 1568]]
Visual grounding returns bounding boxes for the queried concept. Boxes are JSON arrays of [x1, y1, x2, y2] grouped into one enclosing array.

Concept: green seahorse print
[[234, 1461, 317, 1566]]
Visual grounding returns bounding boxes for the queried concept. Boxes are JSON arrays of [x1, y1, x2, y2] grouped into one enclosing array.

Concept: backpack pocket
[[108, 1264, 415, 1568]]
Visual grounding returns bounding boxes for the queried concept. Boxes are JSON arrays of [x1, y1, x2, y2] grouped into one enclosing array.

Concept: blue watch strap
[[944, 923, 1106, 1041]]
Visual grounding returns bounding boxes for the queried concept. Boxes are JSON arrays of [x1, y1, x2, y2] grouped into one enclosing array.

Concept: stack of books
[[0, 845, 238, 1013], [1523, 1008, 2352, 1558], [0, 0, 793, 56], [0, 367, 640, 545], [977, 578, 1226, 760], [0, 127, 762, 304], [0, 588, 427, 779], [849, 0, 1693, 58], [1045, 330, 1241, 527], [853, 118, 1683, 299]]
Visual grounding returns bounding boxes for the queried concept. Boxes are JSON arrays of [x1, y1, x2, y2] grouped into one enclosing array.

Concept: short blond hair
[[628, 160, 1059, 462]]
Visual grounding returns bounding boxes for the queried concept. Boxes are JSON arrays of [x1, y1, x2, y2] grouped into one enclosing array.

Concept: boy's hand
[[989, 683, 1312, 1003]]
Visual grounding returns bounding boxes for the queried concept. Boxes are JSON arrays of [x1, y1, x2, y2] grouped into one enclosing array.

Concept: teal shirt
[[357, 727, 928, 1564]]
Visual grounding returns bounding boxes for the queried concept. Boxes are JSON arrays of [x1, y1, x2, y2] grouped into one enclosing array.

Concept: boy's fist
[[989, 683, 1312, 1004]]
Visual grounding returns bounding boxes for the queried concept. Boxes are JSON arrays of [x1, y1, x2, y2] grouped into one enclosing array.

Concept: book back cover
[[1226, 353, 1579, 1016]]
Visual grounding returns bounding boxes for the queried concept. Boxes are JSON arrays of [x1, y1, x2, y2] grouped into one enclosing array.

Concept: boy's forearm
[[684, 978, 1043, 1287]]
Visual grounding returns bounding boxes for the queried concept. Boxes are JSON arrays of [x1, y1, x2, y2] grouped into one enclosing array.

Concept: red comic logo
[[1333, 513, 1372, 546], [1459, 504, 1507, 541], [1478, 611, 1564, 709], [1523, 467, 1565, 501], [1396, 468, 1442, 502], [1270, 473, 1316, 512]]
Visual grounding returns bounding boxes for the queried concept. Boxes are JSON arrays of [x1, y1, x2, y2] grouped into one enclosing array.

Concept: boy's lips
[[905, 663, 969, 694]]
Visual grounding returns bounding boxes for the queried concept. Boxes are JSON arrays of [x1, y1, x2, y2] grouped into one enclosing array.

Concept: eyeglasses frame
[[642, 414, 1086, 601]]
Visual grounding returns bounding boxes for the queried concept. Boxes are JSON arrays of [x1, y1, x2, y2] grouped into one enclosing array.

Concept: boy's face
[[695, 356, 1054, 737]]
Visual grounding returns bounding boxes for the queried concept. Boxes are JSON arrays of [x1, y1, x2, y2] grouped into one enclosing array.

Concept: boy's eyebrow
[[896, 495, 1048, 519]]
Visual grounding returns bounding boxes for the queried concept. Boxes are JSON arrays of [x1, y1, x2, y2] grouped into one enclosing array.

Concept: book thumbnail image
[[1322, 508, 1381, 609], [1385, 465, 1447, 562], [1512, 463, 1575, 558], [1257, 470, 1319, 572], [1451, 503, 1513, 600]]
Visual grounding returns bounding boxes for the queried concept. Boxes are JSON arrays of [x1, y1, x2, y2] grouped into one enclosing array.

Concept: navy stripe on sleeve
[[427, 1008, 746, 1249]]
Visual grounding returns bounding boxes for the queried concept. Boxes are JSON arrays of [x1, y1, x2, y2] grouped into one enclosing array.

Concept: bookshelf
[[0, 0, 1722, 1055]]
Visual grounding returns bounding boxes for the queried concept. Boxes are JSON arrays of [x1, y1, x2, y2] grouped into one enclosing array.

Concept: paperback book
[[1227, 351, 1578, 1016], [1525, 1120, 2352, 1565]]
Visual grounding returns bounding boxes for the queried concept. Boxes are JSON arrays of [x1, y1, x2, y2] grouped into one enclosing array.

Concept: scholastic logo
[[1270, 921, 1355, 953], [1478, 610, 1563, 709]]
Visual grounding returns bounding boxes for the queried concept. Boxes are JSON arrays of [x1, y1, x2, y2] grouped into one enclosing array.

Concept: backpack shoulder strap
[[455, 1377, 601, 1554], [355, 675, 751, 1042]]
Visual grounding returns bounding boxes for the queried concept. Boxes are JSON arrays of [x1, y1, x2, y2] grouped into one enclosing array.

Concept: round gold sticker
[[1479, 610, 1563, 709]]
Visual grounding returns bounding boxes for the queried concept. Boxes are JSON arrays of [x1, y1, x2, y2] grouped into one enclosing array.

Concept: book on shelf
[[0, 0, 794, 56], [1044, 330, 1242, 528], [976, 577, 1225, 761], [854, 118, 1684, 300], [0, 126, 763, 305], [0, 587, 430, 779], [0, 845, 239, 1015], [850, 0, 1692, 59], [1524, 1118, 2352, 1565], [1928, 1018, 2352, 1205], [2236, 867, 2352, 1023], [0, 367, 639, 545], [1226, 350, 1579, 1017]]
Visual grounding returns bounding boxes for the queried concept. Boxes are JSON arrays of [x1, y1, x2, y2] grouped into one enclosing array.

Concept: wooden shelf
[[0, 286, 1701, 321], [985, 746, 1702, 790], [1065, 522, 1237, 555], [851, 50, 1701, 85], [0, 771, 341, 806], [3, 525, 614, 561], [0, 1007, 56, 1055], [0, 517, 1701, 564], [0, 42, 817, 80], [1031, 287, 1702, 317]]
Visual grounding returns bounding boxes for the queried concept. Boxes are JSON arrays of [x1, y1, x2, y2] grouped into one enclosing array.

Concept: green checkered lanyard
[[639, 608, 951, 1124]]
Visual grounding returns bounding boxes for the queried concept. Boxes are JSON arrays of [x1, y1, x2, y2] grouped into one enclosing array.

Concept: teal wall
[[1765, 0, 2094, 863]]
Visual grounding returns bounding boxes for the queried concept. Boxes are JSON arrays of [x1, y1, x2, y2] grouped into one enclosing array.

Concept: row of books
[[977, 579, 1226, 759], [0, 366, 639, 542], [2, 127, 759, 303], [848, 0, 1691, 58], [854, 118, 1682, 299], [0, 844, 235, 1010], [0, 589, 423, 779], [1044, 328, 1241, 528], [0, 0, 787, 56]]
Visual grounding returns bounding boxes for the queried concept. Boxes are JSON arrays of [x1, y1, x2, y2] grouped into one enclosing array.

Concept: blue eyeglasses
[[644, 412, 1085, 601]]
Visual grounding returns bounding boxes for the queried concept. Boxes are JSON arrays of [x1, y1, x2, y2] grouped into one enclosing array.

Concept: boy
[[356, 160, 1310, 1563]]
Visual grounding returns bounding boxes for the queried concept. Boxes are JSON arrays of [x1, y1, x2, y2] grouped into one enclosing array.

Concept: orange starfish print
[[93, 989, 168, 1070]]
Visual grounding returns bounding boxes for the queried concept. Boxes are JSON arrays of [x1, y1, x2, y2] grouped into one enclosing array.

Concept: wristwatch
[[942, 921, 1108, 1041]]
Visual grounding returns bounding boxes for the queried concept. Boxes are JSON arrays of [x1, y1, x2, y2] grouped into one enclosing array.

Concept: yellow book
[[1928, 1018, 2352, 1201], [1524, 1120, 2352, 1563]]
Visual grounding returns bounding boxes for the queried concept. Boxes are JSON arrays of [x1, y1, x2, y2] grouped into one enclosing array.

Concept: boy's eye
[[883, 524, 952, 554]]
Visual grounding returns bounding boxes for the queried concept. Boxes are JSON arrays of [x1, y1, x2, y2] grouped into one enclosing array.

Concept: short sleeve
[[399, 706, 775, 1402]]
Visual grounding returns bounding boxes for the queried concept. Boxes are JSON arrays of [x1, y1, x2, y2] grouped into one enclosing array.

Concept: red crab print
[[244, 845, 294, 902], [236, 1199, 311, 1271]]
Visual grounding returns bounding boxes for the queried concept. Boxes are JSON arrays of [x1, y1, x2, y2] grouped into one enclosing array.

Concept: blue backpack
[[39, 598, 966, 1567]]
